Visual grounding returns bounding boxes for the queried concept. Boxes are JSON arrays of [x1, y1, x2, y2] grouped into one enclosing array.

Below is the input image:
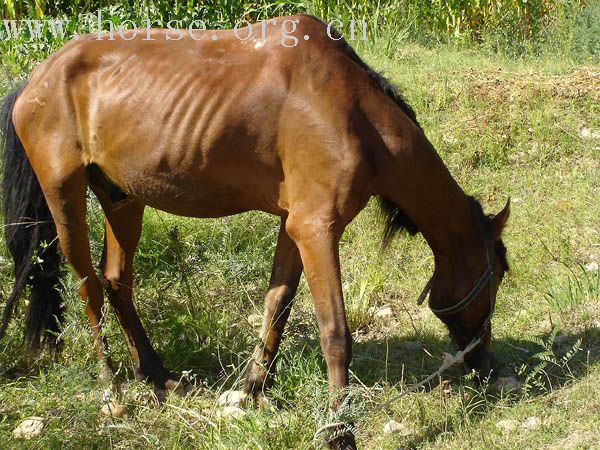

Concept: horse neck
[[378, 127, 487, 296]]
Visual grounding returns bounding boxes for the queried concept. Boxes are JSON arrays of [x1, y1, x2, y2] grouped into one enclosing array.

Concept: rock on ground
[[247, 314, 263, 328], [218, 389, 246, 407], [101, 402, 127, 418], [520, 416, 542, 431], [496, 419, 518, 433], [375, 305, 393, 320], [585, 261, 598, 272], [216, 406, 246, 420], [13, 417, 44, 439], [383, 419, 412, 435]]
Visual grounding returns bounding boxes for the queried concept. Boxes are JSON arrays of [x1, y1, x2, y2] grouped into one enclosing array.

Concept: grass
[[1, 3, 600, 449]]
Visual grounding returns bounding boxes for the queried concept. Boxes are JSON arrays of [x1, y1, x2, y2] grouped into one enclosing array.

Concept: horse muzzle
[[462, 350, 497, 381]]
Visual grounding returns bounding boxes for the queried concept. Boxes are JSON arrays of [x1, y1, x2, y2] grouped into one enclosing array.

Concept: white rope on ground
[[312, 334, 482, 443], [313, 421, 347, 441], [379, 334, 482, 409]]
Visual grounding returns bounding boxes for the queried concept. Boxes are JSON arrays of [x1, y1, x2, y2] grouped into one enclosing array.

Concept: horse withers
[[0, 15, 509, 448]]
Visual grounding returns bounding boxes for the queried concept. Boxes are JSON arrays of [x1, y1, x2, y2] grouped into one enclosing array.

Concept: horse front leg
[[286, 212, 356, 450], [100, 201, 182, 394], [243, 218, 303, 405]]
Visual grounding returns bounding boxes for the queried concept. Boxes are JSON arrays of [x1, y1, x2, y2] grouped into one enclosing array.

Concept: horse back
[[13, 15, 396, 218]]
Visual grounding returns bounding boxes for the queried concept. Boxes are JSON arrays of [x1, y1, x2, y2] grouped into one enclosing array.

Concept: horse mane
[[378, 196, 419, 249], [378, 194, 510, 272], [334, 36, 424, 247], [340, 40, 422, 132]]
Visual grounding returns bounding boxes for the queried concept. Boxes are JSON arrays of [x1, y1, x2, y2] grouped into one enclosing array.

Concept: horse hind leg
[[98, 199, 184, 394], [33, 164, 114, 379]]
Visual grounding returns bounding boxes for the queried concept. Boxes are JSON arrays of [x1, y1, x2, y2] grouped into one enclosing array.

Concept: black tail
[[0, 83, 64, 350], [378, 197, 419, 249]]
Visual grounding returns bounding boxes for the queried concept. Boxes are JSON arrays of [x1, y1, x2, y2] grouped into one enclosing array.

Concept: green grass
[[1, 4, 600, 449]]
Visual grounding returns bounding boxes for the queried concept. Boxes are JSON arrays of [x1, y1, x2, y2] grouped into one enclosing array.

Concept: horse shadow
[[349, 326, 600, 386], [342, 325, 600, 447]]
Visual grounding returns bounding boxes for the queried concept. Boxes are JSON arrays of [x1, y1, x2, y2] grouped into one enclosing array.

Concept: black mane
[[335, 33, 424, 244], [341, 41, 422, 132]]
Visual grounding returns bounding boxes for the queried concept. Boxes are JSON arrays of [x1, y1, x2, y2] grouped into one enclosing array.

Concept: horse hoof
[[256, 394, 276, 412], [134, 367, 146, 382], [152, 379, 191, 402]]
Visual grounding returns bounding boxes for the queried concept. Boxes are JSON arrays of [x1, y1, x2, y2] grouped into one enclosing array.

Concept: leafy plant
[[519, 328, 582, 395]]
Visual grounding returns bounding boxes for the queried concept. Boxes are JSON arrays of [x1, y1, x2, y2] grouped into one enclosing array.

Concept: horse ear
[[490, 198, 510, 241]]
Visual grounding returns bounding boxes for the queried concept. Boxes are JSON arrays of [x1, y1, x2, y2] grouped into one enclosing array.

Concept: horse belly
[[100, 142, 285, 218]]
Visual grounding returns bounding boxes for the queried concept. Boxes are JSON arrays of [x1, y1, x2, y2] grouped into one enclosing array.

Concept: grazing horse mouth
[[416, 198, 500, 377]]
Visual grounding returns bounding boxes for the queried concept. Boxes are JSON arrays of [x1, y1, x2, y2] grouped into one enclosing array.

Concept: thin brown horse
[[0, 15, 509, 448]]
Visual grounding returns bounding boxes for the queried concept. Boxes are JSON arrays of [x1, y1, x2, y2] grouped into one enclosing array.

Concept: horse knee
[[286, 213, 341, 244], [320, 325, 352, 365]]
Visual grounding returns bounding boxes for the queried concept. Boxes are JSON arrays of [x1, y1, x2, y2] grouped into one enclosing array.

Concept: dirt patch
[[547, 429, 597, 449], [459, 67, 600, 103], [425, 66, 600, 107]]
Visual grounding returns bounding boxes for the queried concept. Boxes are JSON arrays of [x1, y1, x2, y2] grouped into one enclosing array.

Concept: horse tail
[[0, 83, 64, 350]]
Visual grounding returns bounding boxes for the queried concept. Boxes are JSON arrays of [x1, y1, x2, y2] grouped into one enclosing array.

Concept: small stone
[[496, 419, 518, 433], [383, 419, 411, 435], [585, 261, 598, 272], [442, 133, 458, 145], [101, 402, 127, 418], [216, 406, 246, 420], [520, 416, 541, 431], [375, 305, 393, 320], [102, 388, 113, 402], [218, 389, 245, 407], [580, 127, 591, 138], [489, 376, 522, 394], [247, 314, 263, 328], [13, 417, 44, 439]]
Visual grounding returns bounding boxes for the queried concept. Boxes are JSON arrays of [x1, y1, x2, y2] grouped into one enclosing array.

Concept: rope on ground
[[379, 335, 482, 409], [313, 334, 482, 443]]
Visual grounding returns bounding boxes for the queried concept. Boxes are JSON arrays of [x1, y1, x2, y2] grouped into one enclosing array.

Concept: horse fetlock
[[243, 360, 274, 399]]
